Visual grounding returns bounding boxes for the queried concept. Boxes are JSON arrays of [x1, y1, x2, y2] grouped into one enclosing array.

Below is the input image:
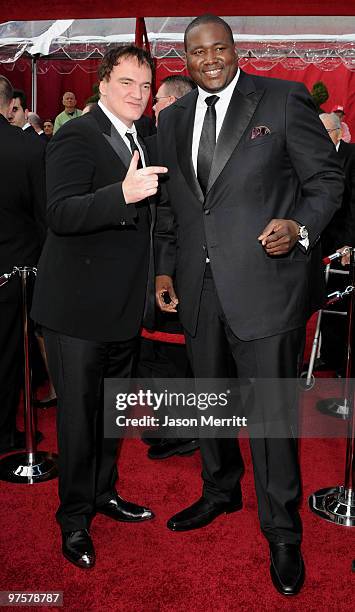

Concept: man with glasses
[[152, 75, 196, 125]]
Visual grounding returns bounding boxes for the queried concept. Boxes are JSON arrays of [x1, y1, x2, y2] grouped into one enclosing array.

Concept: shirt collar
[[336, 141, 340, 152], [197, 67, 240, 107], [98, 99, 137, 139], [22, 122, 31, 131]]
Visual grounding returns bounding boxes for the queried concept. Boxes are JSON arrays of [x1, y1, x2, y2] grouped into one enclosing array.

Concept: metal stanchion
[[0, 267, 58, 483], [300, 249, 350, 391], [309, 248, 355, 526]]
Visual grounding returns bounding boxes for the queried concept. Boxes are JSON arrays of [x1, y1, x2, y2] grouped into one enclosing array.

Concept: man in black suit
[[140, 75, 198, 460], [155, 15, 343, 596], [318, 112, 355, 383], [0, 75, 46, 453], [31, 46, 167, 569], [8, 89, 37, 137]]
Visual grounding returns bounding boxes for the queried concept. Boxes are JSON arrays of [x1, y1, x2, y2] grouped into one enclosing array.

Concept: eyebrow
[[118, 77, 151, 85], [188, 40, 229, 51]]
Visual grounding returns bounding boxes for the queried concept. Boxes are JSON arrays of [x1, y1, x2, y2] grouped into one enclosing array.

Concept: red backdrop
[[3, 1, 355, 20], [2, 57, 355, 140]]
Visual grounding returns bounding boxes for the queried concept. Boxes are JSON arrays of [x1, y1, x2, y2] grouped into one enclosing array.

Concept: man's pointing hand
[[122, 150, 168, 204]]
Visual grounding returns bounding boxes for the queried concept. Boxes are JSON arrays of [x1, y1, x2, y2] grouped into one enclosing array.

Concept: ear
[[7, 98, 14, 116], [99, 79, 109, 98]]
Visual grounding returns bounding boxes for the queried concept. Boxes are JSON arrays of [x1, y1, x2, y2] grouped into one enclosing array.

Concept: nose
[[204, 48, 218, 63], [131, 84, 143, 99]]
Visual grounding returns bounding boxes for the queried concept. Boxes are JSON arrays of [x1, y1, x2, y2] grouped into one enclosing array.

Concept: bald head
[[320, 112, 342, 146], [0, 75, 14, 117], [62, 91, 77, 113]]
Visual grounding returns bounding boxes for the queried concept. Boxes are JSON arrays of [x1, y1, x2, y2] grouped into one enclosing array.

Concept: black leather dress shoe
[[269, 543, 305, 596], [141, 432, 163, 446], [62, 529, 95, 569], [148, 439, 199, 460], [96, 493, 154, 522], [167, 495, 242, 532], [316, 397, 348, 419]]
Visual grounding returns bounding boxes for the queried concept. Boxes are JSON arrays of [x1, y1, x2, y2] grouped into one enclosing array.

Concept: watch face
[[299, 226, 308, 239]]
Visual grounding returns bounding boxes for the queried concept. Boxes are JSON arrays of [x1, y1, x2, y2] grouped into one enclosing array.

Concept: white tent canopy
[[1, 17, 355, 69]]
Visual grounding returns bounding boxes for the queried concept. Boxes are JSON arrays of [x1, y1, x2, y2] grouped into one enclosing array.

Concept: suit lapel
[[206, 71, 265, 197], [91, 104, 132, 168], [103, 126, 132, 168], [175, 91, 204, 204], [337, 140, 347, 168]]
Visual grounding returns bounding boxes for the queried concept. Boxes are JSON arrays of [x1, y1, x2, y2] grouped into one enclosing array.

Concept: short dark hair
[[161, 75, 197, 98], [98, 45, 155, 82], [13, 89, 28, 111], [184, 14, 234, 50], [0, 75, 13, 107]]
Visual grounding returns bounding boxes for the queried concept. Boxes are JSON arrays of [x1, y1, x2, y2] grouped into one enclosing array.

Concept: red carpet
[[0, 314, 354, 610], [0, 410, 354, 610]]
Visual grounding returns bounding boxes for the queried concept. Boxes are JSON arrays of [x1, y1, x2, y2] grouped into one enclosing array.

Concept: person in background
[[332, 105, 351, 143], [0, 75, 46, 454], [8, 89, 37, 138], [152, 75, 196, 125], [43, 118, 54, 140], [28, 112, 48, 142], [316, 112, 355, 382], [140, 74, 198, 460], [82, 102, 96, 115], [53, 91, 82, 134]]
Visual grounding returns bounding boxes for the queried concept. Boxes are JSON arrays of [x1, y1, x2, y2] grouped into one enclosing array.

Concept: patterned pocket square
[[250, 126, 271, 139]]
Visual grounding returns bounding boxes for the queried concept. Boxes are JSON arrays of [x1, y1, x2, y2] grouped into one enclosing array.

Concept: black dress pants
[[0, 300, 22, 450], [184, 267, 304, 544], [43, 328, 138, 531]]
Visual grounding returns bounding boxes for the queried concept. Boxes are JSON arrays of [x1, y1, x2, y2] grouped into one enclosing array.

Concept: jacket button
[[120, 219, 126, 225], [202, 245, 206, 251], [85, 258, 91, 264], [204, 209, 210, 215]]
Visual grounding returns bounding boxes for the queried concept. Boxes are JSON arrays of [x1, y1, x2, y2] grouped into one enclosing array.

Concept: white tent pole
[[31, 56, 38, 113]]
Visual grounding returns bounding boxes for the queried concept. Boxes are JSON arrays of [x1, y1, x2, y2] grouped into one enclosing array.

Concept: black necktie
[[197, 95, 220, 195], [126, 131, 142, 169]]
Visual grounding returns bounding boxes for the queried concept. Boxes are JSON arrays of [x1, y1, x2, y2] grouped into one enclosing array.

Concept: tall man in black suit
[[155, 15, 343, 596], [0, 76, 46, 453], [31, 46, 167, 569]]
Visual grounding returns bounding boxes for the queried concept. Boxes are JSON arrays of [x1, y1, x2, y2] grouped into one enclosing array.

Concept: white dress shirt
[[98, 100, 146, 167], [192, 69, 240, 174]]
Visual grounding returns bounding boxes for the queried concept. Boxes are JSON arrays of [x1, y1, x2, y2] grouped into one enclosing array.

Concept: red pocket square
[[250, 126, 271, 140]]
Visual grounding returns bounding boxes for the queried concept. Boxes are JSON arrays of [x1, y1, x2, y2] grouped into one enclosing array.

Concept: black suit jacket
[[0, 114, 46, 302], [321, 139, 355, 254], [155, 70, 344, 340], [31, 105, 155, 341]]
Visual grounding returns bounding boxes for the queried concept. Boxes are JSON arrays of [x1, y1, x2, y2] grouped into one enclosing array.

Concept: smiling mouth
[[204, 68, 223, 77]]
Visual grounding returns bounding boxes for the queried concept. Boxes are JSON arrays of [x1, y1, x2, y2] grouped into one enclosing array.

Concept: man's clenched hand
[[258, 219, 299, 255]]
